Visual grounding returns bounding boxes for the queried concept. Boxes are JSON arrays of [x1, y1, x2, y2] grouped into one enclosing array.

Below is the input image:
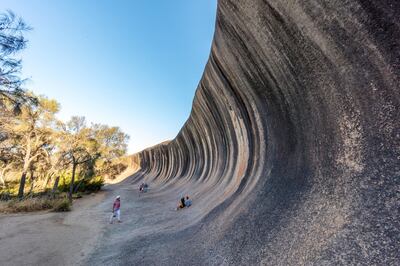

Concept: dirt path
[[0, 190, 107, 266]]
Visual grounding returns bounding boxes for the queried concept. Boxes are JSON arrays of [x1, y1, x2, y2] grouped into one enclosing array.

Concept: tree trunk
[[43, 172, 53, 190], [52, 175, 60, 197], [18, 171, 27, 199], [0, 168, 6, 188], [0, 175, 5, 188], [68, 162, 77, 203], [74, 178, 85, 193], [19, 136, 32, 199], [28, 170, 35, 197]]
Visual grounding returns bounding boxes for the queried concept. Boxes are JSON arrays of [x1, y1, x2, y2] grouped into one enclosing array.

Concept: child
[[110, 195, 121, 224]]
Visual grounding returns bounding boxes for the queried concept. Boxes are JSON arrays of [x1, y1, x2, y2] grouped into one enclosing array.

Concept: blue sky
[[0, 1, 217, 153]]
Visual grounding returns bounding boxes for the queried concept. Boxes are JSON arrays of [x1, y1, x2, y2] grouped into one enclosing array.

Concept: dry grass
[[0, 196, 71, 213]]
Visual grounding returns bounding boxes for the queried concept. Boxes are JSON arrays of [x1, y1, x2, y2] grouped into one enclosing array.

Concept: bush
[[0, 191, 12, 201], [5, 197, 54, 212], [57, 174, 104, 193], [52, 198, 71, 212], [84, 176, 104, 192], [0, 182, 19, 199]]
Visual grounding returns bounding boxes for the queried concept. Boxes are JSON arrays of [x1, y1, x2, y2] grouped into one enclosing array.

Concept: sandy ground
[[0, 190, 107, 266]]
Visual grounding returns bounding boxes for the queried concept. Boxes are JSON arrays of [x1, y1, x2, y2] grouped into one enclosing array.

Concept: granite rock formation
[[132, 1, 400, 264]]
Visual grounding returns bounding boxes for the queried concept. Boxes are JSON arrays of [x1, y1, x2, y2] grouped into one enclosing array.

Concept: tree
[[58, 117, 100, 202], [0, 91, 130, 201], [0, 11, 34, 112], [40, 146, 65, 190], [0, 94, 59, 198], [0, 12, 36, 189], [91, 124, 129, 179], [0, 11, 131, 203]]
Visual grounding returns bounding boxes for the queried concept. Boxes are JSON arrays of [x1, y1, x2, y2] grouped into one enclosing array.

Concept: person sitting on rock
[[177, 196, 186, 210], [185, 195, 192, 207], [139, 183, 145, 192], [139, 182, 149, 193], [143, 183, 149, 192]]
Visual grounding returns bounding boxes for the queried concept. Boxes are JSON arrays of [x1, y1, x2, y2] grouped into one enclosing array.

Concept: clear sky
[[0, 0, 217, 153]]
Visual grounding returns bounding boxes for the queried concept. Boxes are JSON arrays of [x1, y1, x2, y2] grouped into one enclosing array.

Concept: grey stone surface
[[95, 1, 400, 265]]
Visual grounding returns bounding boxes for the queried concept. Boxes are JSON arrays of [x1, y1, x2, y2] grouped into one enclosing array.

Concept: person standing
[[110, 195, 121, 224]]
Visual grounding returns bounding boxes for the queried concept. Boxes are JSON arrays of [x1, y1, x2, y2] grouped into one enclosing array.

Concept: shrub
[[0, 191, 12, 201], [84, 176, 104, 192], [52, 198, 71, 212], [0, 196, 71, 213], [0, 182, 19, 199], [5, 197, 54, 212]]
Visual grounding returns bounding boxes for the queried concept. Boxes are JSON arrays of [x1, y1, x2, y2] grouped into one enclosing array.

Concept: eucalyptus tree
[[58, 116, 100, 202], [91, 123, 129, 179], [1, 94, 60, 198], [0, 11, 34, 112], [41, 145, 67, 191]]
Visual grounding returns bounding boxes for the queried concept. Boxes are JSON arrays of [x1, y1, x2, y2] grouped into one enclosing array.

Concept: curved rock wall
[[134, 0, 399, 264]]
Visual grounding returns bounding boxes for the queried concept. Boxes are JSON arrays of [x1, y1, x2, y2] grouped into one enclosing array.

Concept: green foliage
[[1, 95, 128, 199], [0, 181, 20, 199], [57, 173, 104, 193], [84, 176, 104, 192], [0, 11, 33, 109]]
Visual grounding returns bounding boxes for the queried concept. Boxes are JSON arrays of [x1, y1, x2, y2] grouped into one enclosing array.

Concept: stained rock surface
[[130, 1, 399, 264]]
